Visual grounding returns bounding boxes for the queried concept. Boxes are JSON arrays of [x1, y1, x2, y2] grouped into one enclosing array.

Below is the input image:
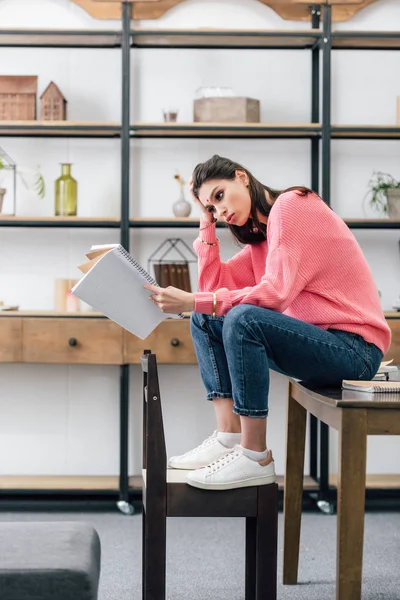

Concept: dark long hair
[[192, 154, 312, 244]]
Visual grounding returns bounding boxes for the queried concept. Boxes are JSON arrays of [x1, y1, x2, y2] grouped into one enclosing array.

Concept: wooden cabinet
[[0, 317, 22, 362], [22, 318, 123, 365], [385, 317, 400, 364], [2, 313, 399, 366], [124, 319, 197, 364]]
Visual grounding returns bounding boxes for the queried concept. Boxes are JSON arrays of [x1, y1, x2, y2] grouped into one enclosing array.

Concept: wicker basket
[[0, 76, 37, 121]]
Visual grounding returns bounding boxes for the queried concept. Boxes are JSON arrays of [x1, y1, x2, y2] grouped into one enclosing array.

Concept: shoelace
[[206, 449, 240, 474], [179, 431, 217, 458]]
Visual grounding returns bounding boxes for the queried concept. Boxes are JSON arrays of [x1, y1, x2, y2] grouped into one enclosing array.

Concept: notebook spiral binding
[[372, 384, 400, 393], [117, 246, 184, 319], [118, 247, 159, 286]]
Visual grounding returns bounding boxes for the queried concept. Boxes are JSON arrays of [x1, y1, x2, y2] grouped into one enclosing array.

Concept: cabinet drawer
[[385, 319, 400, 364], [124, 319, 197, 364], [22, 318, 123, 364], [0, 318, 22, 362]]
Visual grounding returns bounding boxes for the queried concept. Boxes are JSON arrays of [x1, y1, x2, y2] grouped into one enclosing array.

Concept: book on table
[[71, 244, 182, 340], [342, 380, 400, 393]]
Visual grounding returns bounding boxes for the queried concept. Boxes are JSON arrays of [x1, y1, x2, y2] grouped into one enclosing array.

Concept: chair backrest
[[141, 351, 167, 493]]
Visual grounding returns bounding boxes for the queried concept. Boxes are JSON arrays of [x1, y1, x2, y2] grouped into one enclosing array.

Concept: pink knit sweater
[[193, 190, 391, 355]]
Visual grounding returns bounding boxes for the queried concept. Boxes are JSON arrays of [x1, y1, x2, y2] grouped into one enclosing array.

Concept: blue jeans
[[190, 305, 383, 418]]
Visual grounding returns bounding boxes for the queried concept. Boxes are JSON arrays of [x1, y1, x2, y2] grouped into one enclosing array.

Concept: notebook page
[[72, 246, 178, 339]]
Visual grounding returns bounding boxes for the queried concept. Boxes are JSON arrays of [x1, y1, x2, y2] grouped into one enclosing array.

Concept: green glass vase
[[55, 163, 78, 216]]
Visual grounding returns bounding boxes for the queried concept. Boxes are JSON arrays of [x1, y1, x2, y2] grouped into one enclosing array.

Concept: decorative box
[[0, 76, 37, 120], [193, 97, 260, 123]]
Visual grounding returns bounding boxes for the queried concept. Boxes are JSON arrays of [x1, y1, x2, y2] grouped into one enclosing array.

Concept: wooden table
[[283, 378, 400, 600]]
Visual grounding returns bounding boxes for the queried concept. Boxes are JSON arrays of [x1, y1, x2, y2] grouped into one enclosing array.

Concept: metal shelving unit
[[1, 2, 399, 511], [314, 9, 400, 512]]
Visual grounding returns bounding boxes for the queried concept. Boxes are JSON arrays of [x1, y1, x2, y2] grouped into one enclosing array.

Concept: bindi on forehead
[[204, 185, 218, 205]]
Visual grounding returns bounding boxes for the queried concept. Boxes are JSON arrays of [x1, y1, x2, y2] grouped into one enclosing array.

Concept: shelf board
[[0, 213, 121, 229], [329, 474, 400, 490], [0, 216, 120, 228], [130, 217, 225, 228], [131, 28, 321, 50], [131, 122, 321, 139], [332, 125, 400, 139], [0, 121, 121, 138], [344, 218, 400, 229], [332, 31, 400, 50], [0, 474, 316, 492], [0, 28, 122, 48], [3, 216, 398, 230], [0, 311, 104, 318], [0, 475, 141, 492]]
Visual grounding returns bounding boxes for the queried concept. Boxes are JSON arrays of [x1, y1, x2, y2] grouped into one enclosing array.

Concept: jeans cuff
[[233, 407, 269, 418], [206, 392, 233, 401]]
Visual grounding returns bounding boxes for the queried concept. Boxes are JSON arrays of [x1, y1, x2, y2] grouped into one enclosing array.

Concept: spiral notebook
[[342, 380, 400, 393], [71, 244, 181, 340]]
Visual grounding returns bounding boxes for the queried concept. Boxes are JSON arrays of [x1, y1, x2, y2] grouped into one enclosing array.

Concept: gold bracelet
[[212, 292, 217, 317], [199, 220, 216, 231], [198, 237, 219, 246]]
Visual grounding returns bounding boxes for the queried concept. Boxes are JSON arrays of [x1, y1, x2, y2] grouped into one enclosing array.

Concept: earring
[[253, 226, 259, 233]]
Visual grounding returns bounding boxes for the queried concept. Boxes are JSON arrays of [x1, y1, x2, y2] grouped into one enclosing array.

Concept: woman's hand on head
[[144, 284, 195, 314], [189, 176, 216, 223]]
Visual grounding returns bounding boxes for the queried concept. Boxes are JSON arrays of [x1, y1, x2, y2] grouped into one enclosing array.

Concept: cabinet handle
[[170, 338, 180, 347], [68, 337, 78, 347]]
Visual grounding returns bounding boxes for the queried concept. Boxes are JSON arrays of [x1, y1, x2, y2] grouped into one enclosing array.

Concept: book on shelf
[[71, 244, 182, 340], [153, 261, 192, 292]]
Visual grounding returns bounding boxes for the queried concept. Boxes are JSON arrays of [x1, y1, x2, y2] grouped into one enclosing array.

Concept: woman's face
[[197, 170, 251, 227]]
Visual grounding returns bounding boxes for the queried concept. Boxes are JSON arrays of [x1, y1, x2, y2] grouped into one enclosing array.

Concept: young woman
[[144, 154, 391, 492]]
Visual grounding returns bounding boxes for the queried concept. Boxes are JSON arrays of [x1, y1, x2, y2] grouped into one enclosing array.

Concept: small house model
[[40, 82, 67, 121], [0, 76, 37, 121]]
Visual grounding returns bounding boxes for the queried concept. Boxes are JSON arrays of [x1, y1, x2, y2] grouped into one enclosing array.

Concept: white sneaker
[[186, 445, 276, 490], [168, 431, 232, 470]]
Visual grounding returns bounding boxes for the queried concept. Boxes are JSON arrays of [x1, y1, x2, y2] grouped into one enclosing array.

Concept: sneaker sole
[[168, 460, 208, 470], [186, 473, 276, 491]]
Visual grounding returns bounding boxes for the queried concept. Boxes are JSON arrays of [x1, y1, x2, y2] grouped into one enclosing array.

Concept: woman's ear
[[235, 169, 249, 187]]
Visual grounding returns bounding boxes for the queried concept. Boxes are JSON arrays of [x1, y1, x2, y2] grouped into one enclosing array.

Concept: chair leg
[[255, 483, 278, 600], [283, 387, 307, 585], [142, 508, 147, 600], [143, 499, 167, 600], [245, 517, 256, 600]]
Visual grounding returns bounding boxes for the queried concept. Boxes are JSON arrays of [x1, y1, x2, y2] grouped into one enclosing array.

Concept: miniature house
[[40, 82, 67, 121], [0, 76, 37, 121]]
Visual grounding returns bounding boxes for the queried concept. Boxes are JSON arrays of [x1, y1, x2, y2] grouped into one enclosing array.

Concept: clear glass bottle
[[55, 163, 77, 216]]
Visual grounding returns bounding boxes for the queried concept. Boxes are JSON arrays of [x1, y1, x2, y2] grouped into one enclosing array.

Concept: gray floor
[[0, 510, 399, 599]]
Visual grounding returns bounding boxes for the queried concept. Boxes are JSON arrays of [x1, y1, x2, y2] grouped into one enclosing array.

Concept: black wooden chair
[[141, 350, 278, 600]]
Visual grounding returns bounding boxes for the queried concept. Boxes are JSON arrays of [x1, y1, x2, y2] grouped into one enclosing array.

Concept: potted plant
[[0, 149, 45, 214], [365, 171, 400, 218]]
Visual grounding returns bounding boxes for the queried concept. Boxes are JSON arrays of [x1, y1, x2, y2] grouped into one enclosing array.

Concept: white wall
[[0, 0, 399, 479]]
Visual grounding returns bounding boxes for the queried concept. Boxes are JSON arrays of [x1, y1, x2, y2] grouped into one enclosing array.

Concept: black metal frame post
[[118, 1, 132, 512], [309, 4, 321, 482], [321, 3, 332, 205], [311, 4, 320, 193], [319, 3, 332, 503]]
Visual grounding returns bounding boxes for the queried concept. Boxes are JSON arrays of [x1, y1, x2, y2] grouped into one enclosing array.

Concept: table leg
[[283, 384, 307, 585], [336, 409, 367, 600]]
